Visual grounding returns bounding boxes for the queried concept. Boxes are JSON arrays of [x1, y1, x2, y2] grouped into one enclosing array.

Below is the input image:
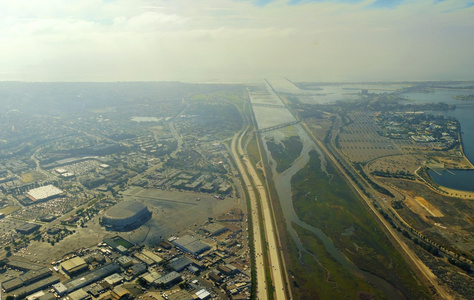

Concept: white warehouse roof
[[27, 185, 64, 201]]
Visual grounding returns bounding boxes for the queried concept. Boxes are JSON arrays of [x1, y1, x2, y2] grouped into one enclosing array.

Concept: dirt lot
[[367, 154, 425, 175], [8, 187, 243, 265], [384, 178, 474, 256]]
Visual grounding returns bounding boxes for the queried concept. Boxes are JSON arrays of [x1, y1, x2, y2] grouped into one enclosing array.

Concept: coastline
[[456, 122, 474, 168], [426, 118, 474, 195], [438, 185, 474, 199]]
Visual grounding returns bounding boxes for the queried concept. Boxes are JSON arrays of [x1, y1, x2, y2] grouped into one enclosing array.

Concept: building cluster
[[135, 169, 233, 196], [2, 220, 251, 300], [375, 111, 460, 149]]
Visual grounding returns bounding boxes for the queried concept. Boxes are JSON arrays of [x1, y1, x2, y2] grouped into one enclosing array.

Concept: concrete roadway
[[231, 117, 287, 299], [241, 142, 287, 300], [231, 126, 268, 300]]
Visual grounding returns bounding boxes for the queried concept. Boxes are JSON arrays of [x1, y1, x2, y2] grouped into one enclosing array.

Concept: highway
[[230, 99, 288, 299], [230, 125, 268, 300]]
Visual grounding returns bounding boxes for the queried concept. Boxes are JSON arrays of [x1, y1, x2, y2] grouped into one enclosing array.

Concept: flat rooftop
[[27, 185, 63, 201], [61, 257, 87, 272]]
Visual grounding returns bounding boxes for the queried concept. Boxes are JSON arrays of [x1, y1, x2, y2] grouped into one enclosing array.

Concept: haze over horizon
[[1, 0, 474, 83]]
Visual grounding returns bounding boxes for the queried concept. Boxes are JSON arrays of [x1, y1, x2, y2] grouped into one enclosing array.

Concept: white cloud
[[0, 0, 473, 82]]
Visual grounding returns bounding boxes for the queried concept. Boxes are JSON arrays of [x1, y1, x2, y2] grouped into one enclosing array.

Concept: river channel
[[260, 125, 404, 299]]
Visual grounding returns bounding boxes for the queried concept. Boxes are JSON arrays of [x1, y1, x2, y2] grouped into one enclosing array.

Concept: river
[[260, 125, 404, 299]]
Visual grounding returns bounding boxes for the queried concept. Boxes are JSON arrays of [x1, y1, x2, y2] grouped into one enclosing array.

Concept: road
[[230, 98, 288, 299], [231, 125, 268, 300]]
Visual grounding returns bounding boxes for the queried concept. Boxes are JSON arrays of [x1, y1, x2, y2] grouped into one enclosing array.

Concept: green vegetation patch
[[0, 206, 21, 215], [291, 222, 385, 299], [20, 171, 47, 183], [291, 150, 431, 299], [104, 236, 134, 249], [266, 135, 303, 173]]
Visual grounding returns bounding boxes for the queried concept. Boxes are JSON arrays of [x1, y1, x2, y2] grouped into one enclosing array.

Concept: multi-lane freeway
[[230, 99, 288, 299]]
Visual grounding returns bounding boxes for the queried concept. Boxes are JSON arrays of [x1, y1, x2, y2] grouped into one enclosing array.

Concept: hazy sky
[[1, 0, 473, 82]]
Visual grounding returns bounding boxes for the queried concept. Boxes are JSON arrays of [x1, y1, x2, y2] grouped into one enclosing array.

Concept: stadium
[[101, 201, 151, 231]]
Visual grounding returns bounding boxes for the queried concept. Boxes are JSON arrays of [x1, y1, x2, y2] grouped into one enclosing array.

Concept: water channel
[[260, 125, 404, 299]]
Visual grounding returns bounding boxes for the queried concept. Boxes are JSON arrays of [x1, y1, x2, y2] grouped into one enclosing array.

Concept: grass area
[[20, 171, 46, 183], [0, 205, 21, 215], [266, 135, 303, 173], [291, 150, 432, 299], [246, 135, 261, 169], [291, 222, 385, 299]]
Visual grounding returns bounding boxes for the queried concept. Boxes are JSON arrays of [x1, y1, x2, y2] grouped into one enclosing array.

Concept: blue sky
[[0, 0, 473, 82]]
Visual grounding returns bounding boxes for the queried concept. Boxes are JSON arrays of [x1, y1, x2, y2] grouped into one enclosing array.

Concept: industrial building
[[168, 256, 192, 272], [67, 289, 90, 300], [61, 257, 88, 276], [6, 260, 43, 271], [140, 249, 163, 265], [10, 276, 59, 299], [202, 223, 228, 236], [117, 256, 134, 268], [26, 185, 64, 202], [194, 289, 211, 300], [153, 271, 182, 288], [104, 273, 124, 286], [15, 223, 41, 235], [172, 235, 210, 256], [129, 263, 147, 276], [2, 267, 56, 297], [53, 263, 120, 296], [101, 201, 151, 231]]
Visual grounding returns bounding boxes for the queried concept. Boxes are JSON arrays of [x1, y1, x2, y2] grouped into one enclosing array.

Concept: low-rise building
[[15, 223, 41, 235], [61, 257, 88, 276], [53, 263, 120, 296], [168, 256, 192, 272], [153, 271, 182, 288], [172, 235, 210, 256]]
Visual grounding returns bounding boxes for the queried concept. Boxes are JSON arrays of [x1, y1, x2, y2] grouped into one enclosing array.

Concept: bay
[[402, 89, 474, 191]]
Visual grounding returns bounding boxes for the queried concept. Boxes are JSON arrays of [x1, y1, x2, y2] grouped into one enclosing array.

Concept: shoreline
[[457, 121, 474, 168], [438, 185, 474, 199]]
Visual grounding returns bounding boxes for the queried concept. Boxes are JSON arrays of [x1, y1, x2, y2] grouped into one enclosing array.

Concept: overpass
[[251, 103, 287, 109], [258, 121, 299, 133]]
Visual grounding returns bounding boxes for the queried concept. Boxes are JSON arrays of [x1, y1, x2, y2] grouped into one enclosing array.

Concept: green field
[[291, 223, 385, 299], [266, 135, 303, 173], [290, 150, 432, 299], [20, 171, 47, 183], [0, 206, 21, 215]]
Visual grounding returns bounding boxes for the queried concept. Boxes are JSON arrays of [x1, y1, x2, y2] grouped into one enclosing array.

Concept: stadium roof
[[105, 201, 147, 219]]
